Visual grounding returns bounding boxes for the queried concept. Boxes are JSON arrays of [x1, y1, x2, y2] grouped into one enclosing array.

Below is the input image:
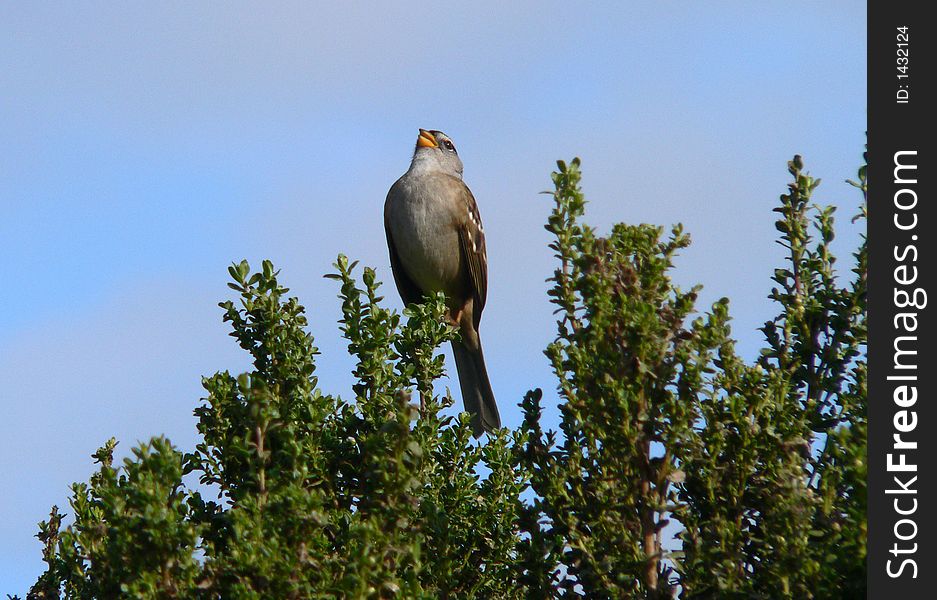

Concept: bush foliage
[[20, 154, 866, 599]]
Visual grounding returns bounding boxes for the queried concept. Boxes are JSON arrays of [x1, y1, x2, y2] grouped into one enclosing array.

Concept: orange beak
[[417, 129, 438, 148]]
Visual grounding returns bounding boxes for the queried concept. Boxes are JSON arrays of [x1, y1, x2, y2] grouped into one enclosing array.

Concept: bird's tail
[[451, 339, 501, 438]]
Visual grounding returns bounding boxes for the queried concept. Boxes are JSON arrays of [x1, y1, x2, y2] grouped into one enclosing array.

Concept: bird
[[384, 129, 501, 437]]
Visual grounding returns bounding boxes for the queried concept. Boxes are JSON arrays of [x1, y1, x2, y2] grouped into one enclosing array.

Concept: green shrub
[[21, 153, 866, 599]]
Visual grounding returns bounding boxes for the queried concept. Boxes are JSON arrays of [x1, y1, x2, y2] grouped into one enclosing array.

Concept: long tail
[[451, 339, 501, 437]]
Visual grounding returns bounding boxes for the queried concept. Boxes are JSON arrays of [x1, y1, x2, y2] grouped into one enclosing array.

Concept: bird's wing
[[457, 182, 488, 330], [384, 196, 424, 308]]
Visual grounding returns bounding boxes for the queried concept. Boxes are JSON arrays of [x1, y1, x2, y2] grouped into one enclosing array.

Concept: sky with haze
[[1, 3, 865, 592]]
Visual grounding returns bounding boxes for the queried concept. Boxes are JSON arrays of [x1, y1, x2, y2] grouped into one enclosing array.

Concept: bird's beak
[[417, 129, 438, 148]]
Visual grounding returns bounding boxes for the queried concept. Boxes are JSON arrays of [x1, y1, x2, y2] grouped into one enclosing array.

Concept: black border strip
[[868, 2, 933, 596]]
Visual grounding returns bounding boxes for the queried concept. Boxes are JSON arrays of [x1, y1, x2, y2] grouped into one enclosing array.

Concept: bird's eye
[[443, 140, 456, 152]]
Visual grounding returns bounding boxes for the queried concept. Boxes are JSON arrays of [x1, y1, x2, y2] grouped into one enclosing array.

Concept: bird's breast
[[387, 176, 465, 298]]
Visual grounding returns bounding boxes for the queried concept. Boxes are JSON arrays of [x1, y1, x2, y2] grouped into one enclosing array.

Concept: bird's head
[[411, 128, 463, 177]]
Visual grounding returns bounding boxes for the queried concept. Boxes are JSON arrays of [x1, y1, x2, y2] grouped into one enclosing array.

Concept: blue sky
[[1, 3, 865, 592]]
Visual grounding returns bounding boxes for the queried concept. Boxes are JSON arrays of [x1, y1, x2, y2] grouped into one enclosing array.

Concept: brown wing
[[457, 183, 488, 331], [384, 208, 424, 308]]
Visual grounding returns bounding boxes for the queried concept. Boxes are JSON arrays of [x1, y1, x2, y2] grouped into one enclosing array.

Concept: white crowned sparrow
[[384, 129, 501, 437]]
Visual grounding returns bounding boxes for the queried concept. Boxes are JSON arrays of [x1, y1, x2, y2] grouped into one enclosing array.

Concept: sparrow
[[384, 129, 501, 437]]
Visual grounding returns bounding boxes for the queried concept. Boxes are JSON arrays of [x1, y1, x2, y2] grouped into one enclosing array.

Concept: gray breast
[[387, 173, 465, 298]]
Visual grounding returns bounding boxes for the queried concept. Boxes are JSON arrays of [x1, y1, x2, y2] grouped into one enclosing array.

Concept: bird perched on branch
[[384, 129, 500, 437]]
